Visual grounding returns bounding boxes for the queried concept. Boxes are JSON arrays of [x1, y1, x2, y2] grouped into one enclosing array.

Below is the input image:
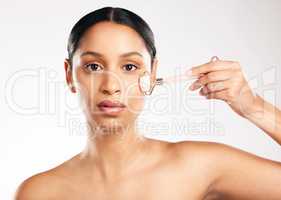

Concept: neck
[[80, 122, 153, 180]]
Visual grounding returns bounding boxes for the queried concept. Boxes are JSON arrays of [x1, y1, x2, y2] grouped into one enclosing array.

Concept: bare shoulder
[[14, 170, 58, 200], [167, 140, 233, 176], [172, 141, 273, 196], [185, 140, 281, 172], [173, 140, 270, 161], [173, 140, 265, 173], [172, 140, 231, 159], [14, 154, 80, 200], [174, 140, 281, 191]]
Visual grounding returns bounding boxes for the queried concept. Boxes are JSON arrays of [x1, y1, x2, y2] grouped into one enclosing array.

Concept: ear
[[150, 57, 158, 83], [64, 59, 76, 93]]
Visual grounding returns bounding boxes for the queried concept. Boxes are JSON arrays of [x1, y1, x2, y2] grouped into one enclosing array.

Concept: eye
[[123, 64, 138, 72], [85, 63, 102, 71]]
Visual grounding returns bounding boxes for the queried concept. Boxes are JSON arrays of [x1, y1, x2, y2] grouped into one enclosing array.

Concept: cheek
[[75, 71, 99, 111], [124, 78, 145, 114]]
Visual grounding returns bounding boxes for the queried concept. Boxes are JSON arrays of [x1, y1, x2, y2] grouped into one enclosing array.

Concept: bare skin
[[15, 21, 281, 200], [14, 140, 214, 200]]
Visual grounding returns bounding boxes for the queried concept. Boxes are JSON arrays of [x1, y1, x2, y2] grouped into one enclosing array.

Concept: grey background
[[1, 0, 281, 198]]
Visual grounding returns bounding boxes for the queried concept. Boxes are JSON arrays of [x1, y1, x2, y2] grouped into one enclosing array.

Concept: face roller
[[138, 70, 198, 95], [138, 56, 220, 96]]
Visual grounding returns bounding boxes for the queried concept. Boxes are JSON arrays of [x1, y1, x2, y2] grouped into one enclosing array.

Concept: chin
[[88, 115, 128, 134]]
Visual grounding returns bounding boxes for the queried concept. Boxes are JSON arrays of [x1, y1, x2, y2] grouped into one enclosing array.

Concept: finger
[[205, 89, 233, 102], [206, 81, 229, 93], [198, 70, 233, 86], [191, 60, 240, 76], [189, 80, 203, 90], [199, 87, 207, 95], [189, 70, 233, 91], [199, 84, 227, 96]]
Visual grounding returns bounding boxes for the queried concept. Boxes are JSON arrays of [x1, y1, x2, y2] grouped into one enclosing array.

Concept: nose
[[99, 70, 122, 96]]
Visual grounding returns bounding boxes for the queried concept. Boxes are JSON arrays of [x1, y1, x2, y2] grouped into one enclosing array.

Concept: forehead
[[77, 21, 150, 61]]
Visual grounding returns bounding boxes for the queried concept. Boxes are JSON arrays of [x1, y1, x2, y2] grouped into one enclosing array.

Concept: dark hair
[[67, 6, 157, 70]]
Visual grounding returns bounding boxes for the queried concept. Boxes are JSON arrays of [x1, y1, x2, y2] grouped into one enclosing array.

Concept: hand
[[188, 58, 260, 118]]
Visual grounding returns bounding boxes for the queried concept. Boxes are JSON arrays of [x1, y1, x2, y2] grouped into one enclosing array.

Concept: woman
[[15, 6, 281, 200]]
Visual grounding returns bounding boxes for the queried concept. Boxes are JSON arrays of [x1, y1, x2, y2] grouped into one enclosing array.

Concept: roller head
[[138, 71, 151, 95]]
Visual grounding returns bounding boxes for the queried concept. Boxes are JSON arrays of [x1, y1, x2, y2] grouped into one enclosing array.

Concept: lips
[[97, 100, 126, 116], [97, 100, 126, 108]]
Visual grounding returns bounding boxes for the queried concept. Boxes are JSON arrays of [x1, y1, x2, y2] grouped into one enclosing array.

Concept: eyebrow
[[80, 51, 143, 58]]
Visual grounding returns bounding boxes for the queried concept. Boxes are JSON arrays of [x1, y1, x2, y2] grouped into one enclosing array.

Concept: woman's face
[[65, 21, 157, 135]]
